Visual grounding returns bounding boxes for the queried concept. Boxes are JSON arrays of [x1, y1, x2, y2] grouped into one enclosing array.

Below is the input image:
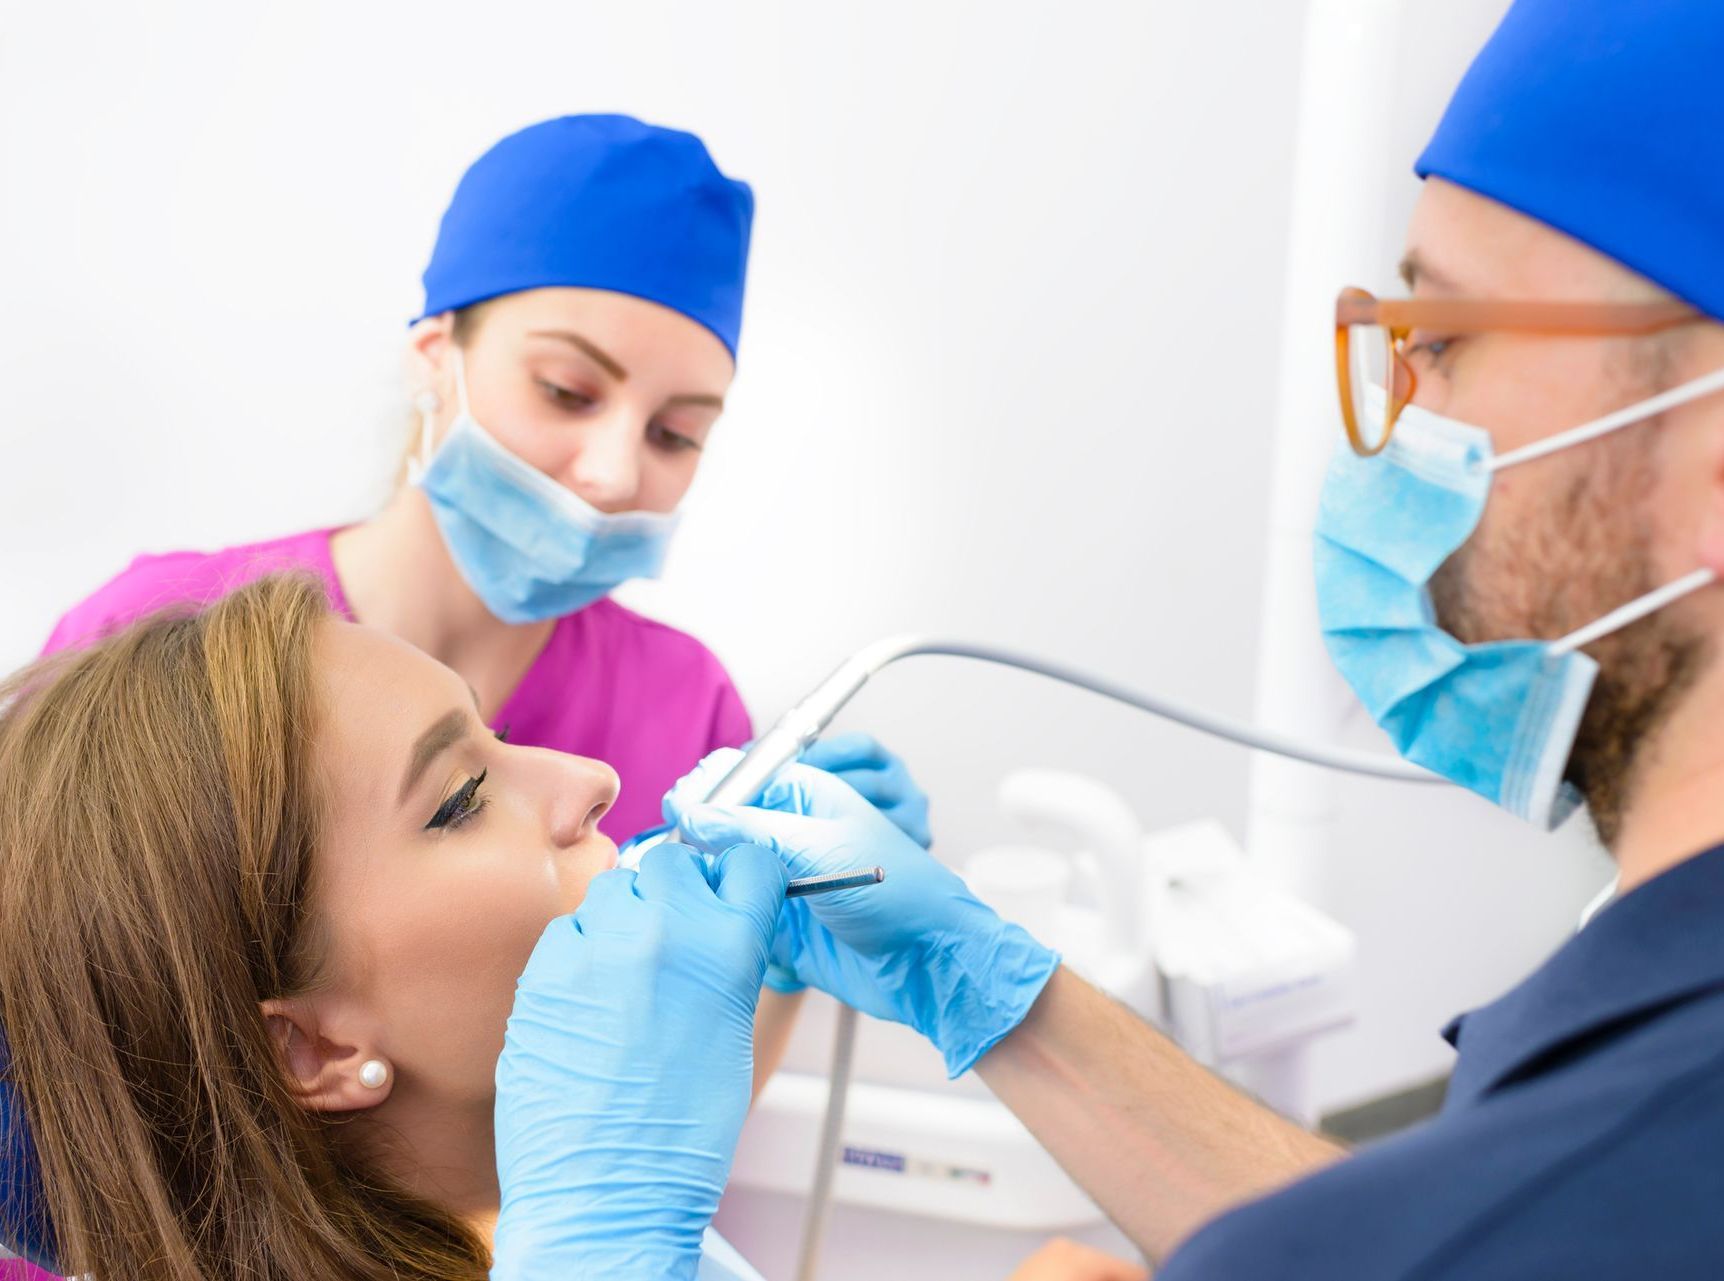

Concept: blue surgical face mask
[[1315, 371, 1724, 829], [412, 350, 681, 624]]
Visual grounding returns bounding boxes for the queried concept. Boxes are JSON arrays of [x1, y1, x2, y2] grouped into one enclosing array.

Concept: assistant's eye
[[537, 379, 596, 411], [425, 769, 488, 832], [647, 421, 702, 454]]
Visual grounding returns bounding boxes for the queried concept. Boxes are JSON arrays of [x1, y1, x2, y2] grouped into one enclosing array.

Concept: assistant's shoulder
[[580, 599, 737, 682], [40, 528, 338, 656], [571, 600, 751, 746]]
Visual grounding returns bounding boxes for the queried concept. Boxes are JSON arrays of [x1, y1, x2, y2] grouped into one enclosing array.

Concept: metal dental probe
[[787, 867, 885, 897]]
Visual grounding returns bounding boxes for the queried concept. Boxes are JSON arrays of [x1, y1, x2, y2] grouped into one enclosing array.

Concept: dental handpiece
[[624, 715, 891, 894], [663, 700, 893, 896], [672, 633, 1438, 896], [750, 635, 1440, 789], [694, 631, 1437, 822]]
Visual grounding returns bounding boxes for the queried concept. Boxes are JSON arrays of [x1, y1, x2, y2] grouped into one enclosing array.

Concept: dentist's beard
[[1427, 429, 1707, 847]]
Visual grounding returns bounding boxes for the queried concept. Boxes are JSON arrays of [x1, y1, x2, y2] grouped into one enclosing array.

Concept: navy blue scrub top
[[1159, 841, 1724, 1280]]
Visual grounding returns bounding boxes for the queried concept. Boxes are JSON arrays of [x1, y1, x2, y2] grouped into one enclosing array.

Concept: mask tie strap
[[1486, 365, 1724, 473], [405, 385, 442, 484], [409, 346, 468, 484], [453, 345, 473, 417], [1549, 567, 1717, 657]]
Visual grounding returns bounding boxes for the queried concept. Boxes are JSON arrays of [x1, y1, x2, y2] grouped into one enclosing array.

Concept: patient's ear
[[260, 997, 393, 1113]]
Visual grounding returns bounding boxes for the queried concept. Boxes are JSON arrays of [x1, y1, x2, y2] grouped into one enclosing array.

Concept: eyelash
[[648, 422, 702, 454], [426, 769, 488, 832], [538, 379, 596, 411], [1406, 336, 1459, 367], [535, 379, 702, 454]]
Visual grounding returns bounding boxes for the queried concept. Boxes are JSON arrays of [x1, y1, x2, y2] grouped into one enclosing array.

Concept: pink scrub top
[[41, 527, 752, 842]]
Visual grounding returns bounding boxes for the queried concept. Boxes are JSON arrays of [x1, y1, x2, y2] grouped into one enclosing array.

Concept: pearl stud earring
[[359, 1059, 389, 1090]]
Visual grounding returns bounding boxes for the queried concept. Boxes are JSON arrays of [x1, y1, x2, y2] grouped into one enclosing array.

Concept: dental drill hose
[[691, 635, 1437, 1281]]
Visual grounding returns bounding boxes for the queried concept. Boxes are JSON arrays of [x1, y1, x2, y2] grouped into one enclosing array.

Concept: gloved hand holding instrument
[[665, 748, 1059, 1078]]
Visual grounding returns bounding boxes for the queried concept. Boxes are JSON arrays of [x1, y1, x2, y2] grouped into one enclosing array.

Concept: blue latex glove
[[671, 733, 932, 995], [491, 843, 787, 1281], [799, 732, 933, 849], [664, 752, 1059, 1078]]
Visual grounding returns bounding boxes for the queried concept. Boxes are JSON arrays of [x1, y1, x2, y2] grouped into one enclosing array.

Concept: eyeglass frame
[[1334, 286, 1704, 456]]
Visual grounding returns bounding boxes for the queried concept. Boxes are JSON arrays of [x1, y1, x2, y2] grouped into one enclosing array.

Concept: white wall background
[[1, 0, 1615, 1272]]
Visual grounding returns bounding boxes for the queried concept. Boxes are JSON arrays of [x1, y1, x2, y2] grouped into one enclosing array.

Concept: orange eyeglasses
[[1334, 286, 1703, 456]]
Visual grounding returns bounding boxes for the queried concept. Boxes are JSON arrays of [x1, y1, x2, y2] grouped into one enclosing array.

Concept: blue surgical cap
[[1417, 0, 1724, 321], [416, 114, 755, 357]]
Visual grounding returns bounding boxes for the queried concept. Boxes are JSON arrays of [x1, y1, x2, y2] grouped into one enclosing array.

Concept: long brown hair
[[0, 575, 489, 1279]]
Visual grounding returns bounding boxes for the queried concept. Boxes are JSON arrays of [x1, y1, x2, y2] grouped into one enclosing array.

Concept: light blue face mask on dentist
[[1315, 372, 1724, 830], [413, 350, 681, 624]]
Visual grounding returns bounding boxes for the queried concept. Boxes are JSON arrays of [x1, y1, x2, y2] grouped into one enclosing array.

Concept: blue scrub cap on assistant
[[416, 114, 755, 357], [1416, 0, 1724, 320]]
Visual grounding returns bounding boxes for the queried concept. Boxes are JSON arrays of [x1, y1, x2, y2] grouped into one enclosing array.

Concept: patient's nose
[[544, 752, 620, 846]]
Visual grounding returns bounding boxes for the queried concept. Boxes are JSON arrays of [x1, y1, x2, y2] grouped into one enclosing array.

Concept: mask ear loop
[[1466, 362, 1724, 654], [407, 344, 468, 485], [1486, 364, 1724, 474], [452, 344, 472, 417], [1549, 567, 1717, 657], [406, 388, 442, 485]]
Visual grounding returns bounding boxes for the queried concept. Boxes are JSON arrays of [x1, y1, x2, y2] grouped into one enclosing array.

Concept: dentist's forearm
[[975, 967, 1345, 1265]]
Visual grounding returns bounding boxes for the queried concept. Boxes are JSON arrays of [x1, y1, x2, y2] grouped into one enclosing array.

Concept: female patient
[[0, 576, 1143, 1281], [1, 574, 634, 1278]]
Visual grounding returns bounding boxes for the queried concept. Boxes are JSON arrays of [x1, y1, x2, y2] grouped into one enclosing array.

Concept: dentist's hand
[[664, 751, 1059, 1078], [799, 732, 934, 848], [491, 843, 787, 1281]]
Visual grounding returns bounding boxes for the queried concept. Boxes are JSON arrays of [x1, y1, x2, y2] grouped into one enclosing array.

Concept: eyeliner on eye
[[425, 769, 487, 831]]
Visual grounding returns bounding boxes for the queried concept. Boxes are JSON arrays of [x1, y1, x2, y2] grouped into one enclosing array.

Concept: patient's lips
[[558, 837, 621, 915]]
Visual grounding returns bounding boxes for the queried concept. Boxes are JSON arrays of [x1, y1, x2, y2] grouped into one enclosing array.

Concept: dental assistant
[[38, 113, 922, 852], [485, 4, 1724, 1278]]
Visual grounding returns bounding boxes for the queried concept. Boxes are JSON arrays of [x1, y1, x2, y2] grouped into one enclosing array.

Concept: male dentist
[[491, 2, 1724, 1276]]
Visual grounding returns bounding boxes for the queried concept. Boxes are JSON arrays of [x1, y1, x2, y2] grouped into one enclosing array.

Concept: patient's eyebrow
[[399, 709, 469, 804]]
